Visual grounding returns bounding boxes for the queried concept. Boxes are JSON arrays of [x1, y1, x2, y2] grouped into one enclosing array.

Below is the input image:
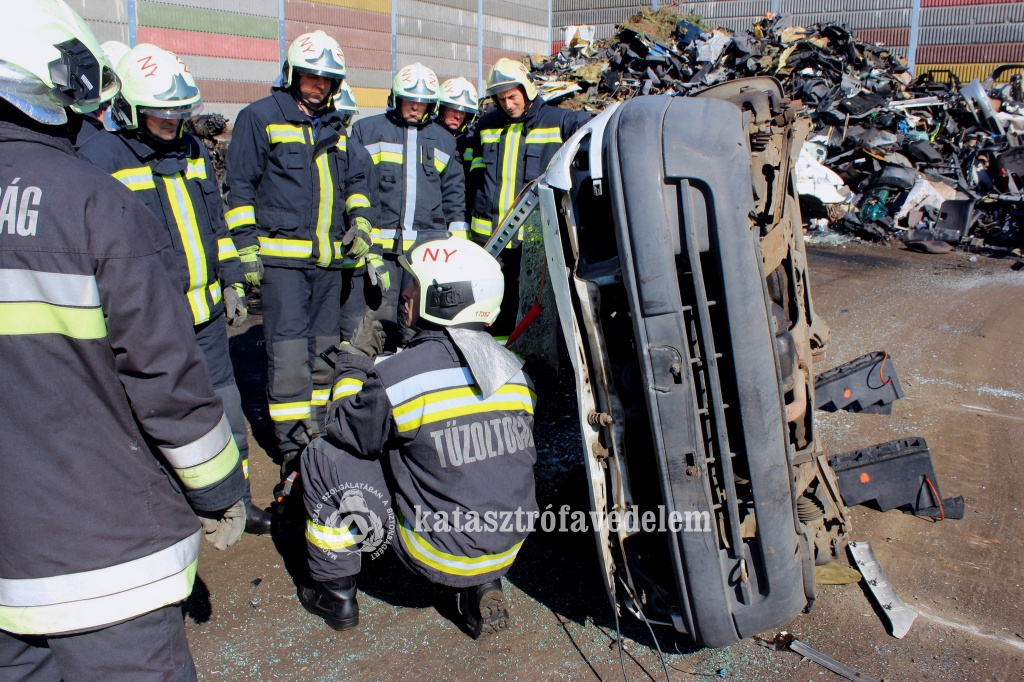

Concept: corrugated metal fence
[[552, 0, 1024, 85], [69, 0, 552, 125]]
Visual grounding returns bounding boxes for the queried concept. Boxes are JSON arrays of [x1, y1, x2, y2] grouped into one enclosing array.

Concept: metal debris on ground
[[530, 7, 1024, 251], [789, 637, 881, 681], [848, 541, 918, 640], [828, 437, 965, 520]]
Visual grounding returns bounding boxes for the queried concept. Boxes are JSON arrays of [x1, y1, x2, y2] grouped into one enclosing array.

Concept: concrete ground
[[191, 243, 1024, 681]]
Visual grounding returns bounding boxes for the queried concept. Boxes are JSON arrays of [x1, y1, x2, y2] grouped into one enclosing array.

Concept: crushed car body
[[513, 80, 851, 647]]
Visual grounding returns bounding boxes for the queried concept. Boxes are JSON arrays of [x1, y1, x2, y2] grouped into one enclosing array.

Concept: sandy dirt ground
[[188, 243, 1024, 681]]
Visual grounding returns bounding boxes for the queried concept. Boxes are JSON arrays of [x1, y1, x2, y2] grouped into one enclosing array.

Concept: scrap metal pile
[[183, 113, 229, 186], [530, 8, 1024, 252]]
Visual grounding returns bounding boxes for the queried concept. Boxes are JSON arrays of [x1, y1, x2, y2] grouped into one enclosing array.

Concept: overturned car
[[496, 79, 850, 647]]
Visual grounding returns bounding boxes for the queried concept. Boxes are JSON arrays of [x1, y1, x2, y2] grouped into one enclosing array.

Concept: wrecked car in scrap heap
[[502, 79, 853, 647]]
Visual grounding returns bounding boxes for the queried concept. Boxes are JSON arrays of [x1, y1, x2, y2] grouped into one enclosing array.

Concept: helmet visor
[[138, 101, 203, 120]]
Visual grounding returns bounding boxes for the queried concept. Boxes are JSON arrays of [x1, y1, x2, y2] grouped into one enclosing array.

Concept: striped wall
[[71, 0, 551, 126], [552, 0, 1023, 85]]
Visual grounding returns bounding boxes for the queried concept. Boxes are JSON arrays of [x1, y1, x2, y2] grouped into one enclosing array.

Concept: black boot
[[458, 578, 509, 639], [244, 502, 273, 535], [299, 576, 359, 631]]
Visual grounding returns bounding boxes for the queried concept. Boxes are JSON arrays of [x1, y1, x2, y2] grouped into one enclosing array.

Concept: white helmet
[[438, 77, 479, 132], [399, 236, 504, 328], [0, 0, 119, 124], [100, 40, 130, 74], [333, 80, 358, 126], [110, 44, 202, 132], [283, 30, 346, 98], [389, 62, 439, 116]]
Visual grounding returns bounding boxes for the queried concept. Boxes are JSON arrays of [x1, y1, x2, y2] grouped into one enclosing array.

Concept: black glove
[[346, 309, 386, 359]]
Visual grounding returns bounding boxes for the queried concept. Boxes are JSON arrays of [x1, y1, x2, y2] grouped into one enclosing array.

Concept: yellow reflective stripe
[[450, 229, 469, 239], [462, 147, 474, 162], [525, 127, 562, 144], [498, 123, 523, 221], [225, 205, 256, 230], [0, 302, 106, 339], [331, 377, 364, 400], [311, 388, 331, 406], [392, 384, 536, 433], [185, 158, 207, 180], [209, 280, 222, 305], [242, 458, 249, 478], [112, 166, 155, 191], [336, 135, 347, 152], [314, 154, 333, 267], [434, 156, 447, 173], [470, 157, 485, 171], [479, 129, 502, 143], [258, 236, 313, 259], [398, 516, 523, 577], [434, 149, 451, 174], [0, 558, 197, 636], [217, 238, 239, 261], [306, 519, 357, 550], [345, 193, 371, 211], [266, 124, 306, 145], [470, 216, 493, 236], [371, 150, 403, 164], [175, 437, 239, 489], [163, 174, 210, 325], [268, 401, 311, 421]]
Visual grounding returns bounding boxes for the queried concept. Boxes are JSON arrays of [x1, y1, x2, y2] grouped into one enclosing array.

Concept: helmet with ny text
[[399, 236, 504, 328], [110, 44, 202, 132]]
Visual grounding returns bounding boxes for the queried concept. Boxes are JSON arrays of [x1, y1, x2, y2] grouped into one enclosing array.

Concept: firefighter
[[78, 44, 273, 534], [436, 77, 480, 220], [298, 235, 538, 639], [224, 30, 376, 478], [468, 58, 590, 335], [70, 40, 128, 149], [332, 80, 385, 341], [0, 2, 246, 679], [351, 62, 466, 348]]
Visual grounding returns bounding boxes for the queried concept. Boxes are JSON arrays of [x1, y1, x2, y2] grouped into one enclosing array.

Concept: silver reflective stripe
[[448, 221, 468, 232], [363, 141, 403, 156], [158, 413, 232, 469], [0, 269, 101, 307], [435, 149, 451, 166], [402, 127, 418, 234], [386, 367, 473, 406], [0, 530, 201, 607], [378, 228, 417, 240]]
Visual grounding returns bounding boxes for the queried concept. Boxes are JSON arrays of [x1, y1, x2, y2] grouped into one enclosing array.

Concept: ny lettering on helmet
[[284, 31, 346, 100], [399, 236, 503, 328], [110, 44, 202, 131], [389, 63, 440, 116]]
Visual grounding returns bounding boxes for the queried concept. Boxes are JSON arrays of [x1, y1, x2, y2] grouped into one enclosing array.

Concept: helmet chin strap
[[137, 120, 183, 148], [293, 82, 335, 116]]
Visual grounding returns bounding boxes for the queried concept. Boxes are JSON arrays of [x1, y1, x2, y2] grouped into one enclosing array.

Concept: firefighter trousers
[[339, 269, 377, 342], [0, 605, 196, 682], [372, 256, 414, 350], [260, 266, 341, 459], [194, 315, 254, 506], [488, 247, 522, 338]]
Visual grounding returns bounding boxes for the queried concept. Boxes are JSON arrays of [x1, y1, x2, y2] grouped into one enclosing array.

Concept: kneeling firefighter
[[298, 235, 538, 639], [79, 44, 273, 533]]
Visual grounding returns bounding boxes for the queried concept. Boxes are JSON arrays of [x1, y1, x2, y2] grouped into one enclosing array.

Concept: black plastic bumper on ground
[[606, 95, 810, 648], [815, 351, 904, 414]]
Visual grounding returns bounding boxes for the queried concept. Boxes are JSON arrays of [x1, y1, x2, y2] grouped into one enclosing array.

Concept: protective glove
[[200, 499, 246, 550], [343, 309, 386, 359], [224, 282, 247, 327], [237, 245, 263, 287], [343, 216, 372, 260], [366, 253, 390, 294]]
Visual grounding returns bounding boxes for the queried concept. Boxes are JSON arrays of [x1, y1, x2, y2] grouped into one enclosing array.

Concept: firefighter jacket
[[454, 128, 476, 223], [224, 88, 375, 270], [351, 111, 466, 254], [468, 98, 590, 245], [0, 116, 245, 636], [323, 331, 538, 587], [79, 129, 246, 326], [71, 111, 105, 151]]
